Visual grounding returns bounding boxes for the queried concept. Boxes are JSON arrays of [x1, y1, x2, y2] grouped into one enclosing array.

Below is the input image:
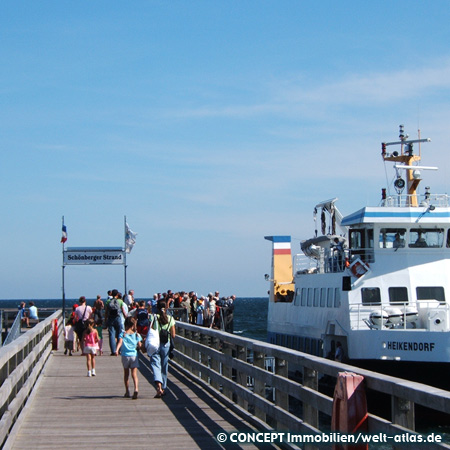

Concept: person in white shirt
[[124, 290, 135, 307]]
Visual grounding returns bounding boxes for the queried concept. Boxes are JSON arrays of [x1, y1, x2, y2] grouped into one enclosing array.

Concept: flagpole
[[61, 216, 66, 324], [124, 215, 127, 296]]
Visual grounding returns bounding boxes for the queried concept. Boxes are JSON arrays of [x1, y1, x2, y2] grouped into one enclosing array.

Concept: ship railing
[[348, 248, 375, 264], [382, 193, 449, 208], [349, 301, 450, 331], [295, 249, 349, 274], [295, 248, 375, 275], [294, 253, 319, 274]]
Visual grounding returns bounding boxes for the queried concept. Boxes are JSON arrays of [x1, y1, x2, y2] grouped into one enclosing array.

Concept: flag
[[125, 223, 137, 253], [61, 225, 68, 243]]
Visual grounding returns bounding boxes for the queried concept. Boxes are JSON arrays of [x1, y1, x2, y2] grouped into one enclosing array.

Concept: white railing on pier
[[0, 311, 62, 447], [174, 321, 450, 448]]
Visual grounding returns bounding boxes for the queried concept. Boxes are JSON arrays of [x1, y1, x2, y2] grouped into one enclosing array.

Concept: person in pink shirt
[[82, 319, 99, 377]]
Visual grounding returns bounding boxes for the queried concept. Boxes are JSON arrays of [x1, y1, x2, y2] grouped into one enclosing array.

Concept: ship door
[[324, 335, 347, 362]]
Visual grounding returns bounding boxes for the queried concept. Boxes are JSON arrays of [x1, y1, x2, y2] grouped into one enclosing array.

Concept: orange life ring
[[350, 260, 369, 278]]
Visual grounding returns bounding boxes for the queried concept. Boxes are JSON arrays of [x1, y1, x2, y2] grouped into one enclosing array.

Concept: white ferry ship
[[265, 125, 450, 385]]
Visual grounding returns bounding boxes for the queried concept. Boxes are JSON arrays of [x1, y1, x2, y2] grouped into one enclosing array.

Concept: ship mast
[[381, 124, 432, 206]]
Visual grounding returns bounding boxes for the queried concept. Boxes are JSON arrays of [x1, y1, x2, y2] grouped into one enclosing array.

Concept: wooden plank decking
[[5, 337, 280, 450]]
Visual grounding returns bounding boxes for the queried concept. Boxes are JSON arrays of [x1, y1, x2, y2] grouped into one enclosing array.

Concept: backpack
[[158, 316, 172, 345], [108, 299, 120, 318], [136, 308, 149, 327]]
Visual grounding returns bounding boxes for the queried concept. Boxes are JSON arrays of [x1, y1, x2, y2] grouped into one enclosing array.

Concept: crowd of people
[[149, 290, 236, 330], [63, 288, 235, 399]]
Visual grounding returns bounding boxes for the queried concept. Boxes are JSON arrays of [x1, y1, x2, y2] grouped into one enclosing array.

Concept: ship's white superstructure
[[265, 126, 450, 382]]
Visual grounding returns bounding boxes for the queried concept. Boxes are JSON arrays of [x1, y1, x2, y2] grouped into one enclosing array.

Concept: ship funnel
[[264, 236, 295, 302]]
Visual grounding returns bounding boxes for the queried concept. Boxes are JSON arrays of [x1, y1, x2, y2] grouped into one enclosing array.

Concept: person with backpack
[[105, 289, 127, 355], [74, 297, 92, 352], [149, 300, 175, 398], [134, 300, 150, 338]]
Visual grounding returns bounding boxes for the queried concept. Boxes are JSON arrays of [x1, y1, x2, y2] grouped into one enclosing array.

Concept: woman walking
[[150, 300, 175, 398]]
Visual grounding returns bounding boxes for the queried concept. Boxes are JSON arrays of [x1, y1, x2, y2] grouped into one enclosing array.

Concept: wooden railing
[[173, 322, 450, 449], [0, 311, 62, 447]]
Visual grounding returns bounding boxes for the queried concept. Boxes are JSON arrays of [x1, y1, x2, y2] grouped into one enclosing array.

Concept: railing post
[[392, 395, 415, 430], [199, 332, 209, 383], [184, 328, 194, 372], [303, 367, 319, 428], [210, 336, 221, 390], [192, 331, 201, 378], [222, 342, 234, 401], [253, 352, 266, 421], [275, 357, 288, 428], [236, 344, 248, 410], [177, 326, 186, 370]]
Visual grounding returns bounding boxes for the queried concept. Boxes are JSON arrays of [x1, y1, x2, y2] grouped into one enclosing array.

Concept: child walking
[[94, 319, 103, 355], [82, 319, 99, 377], [64, 318, 75, 356], [115, 316, 142, 399]]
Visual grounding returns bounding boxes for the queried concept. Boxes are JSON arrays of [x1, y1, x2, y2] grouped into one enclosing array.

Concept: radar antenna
[[380, 125, 433, 206]]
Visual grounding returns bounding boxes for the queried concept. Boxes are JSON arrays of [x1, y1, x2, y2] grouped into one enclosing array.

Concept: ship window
[[389, 287, 408, 305], [294, 288, 301, 306], [314, 288, 320, 307], [409, 228, 444, 248], [301, 288, 307, 306], [367, 229, 374, 249], [350, 229, 363, 249], [447, 230, 450, 247], [379, 228, 406, 249], [327, 288, 334, 307], [361, 287, 381, 305], [334, 288, 341, 307], [416, 286, 445, 304], [320, 288, 326, 307], [307, 288, 313, 307]]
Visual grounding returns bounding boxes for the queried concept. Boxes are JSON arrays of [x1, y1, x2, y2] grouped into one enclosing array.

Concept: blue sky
[[2, 1, 450, 300]]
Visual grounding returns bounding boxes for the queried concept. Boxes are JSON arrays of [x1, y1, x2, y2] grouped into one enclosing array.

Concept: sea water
[[0, 297, 269, 341]]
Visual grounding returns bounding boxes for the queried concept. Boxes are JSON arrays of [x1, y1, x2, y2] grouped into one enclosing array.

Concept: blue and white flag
[[125, 223, 137, 253]]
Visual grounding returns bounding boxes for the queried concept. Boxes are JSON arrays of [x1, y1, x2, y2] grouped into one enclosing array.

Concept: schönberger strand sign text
[[63, 247, 125, 265]]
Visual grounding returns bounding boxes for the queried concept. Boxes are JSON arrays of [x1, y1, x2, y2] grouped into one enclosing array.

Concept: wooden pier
[[5, 348, 277, 449], [1, 312, 450, 449]]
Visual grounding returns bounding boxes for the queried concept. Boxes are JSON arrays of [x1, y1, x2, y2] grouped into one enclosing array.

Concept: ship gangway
[[0, 312, 449, 449]]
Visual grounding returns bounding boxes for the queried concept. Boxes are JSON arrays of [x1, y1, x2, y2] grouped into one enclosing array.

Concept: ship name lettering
[[386, 341, 435, 352]]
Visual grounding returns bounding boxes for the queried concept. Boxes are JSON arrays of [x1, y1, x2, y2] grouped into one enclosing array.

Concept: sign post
[[61, 216, 137, 321]]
